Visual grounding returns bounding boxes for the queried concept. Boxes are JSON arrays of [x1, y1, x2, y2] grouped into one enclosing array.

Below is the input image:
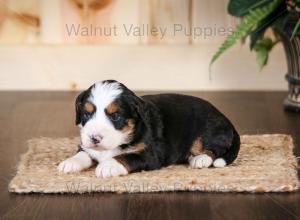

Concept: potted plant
[[211, 0, 300, 112]]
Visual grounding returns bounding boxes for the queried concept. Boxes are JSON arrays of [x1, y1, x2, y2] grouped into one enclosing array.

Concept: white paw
[[58, 158, 85, 173], [189, 154, 213, 168], [213, 158, 227, 168], [58, 151, 92, 173], [95, 159, 128, 178]]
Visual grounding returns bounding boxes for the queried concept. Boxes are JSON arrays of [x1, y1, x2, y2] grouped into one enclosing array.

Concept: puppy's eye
[[110, 112, 121, 121], [84, 110, 92, 116]]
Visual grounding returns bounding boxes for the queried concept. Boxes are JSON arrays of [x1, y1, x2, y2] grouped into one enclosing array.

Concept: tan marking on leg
[[124, 142, 146, 154], [190, 137, 204, 155], [190, 137, 216, 159], [106, 101, 118, 114], [114, 143, 147, 173], [203, 150, 216, 160], [114, 156, 131, 173]]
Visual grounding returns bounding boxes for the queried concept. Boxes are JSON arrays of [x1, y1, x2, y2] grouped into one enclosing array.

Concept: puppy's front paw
[[58, 158, 85, 173], [95, 159, 128, 178], [189, 154, 213, 168], [58, 152, 93, 173]]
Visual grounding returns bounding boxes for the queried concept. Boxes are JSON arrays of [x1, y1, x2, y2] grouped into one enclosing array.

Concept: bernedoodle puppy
[[58, 80, 240, 178]]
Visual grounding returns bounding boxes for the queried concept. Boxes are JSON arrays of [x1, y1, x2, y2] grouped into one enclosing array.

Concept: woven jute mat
[[8, 134, 299, 193]]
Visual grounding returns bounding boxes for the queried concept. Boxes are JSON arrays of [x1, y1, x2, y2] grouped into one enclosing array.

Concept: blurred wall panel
[[0, 0, 238, 45], [192, 0, 237, 43], [104, 0, 139, 44], [40, 0, 63, 44], [140, 0, 191, 44], [60, 0, 91, 44], [61, 0, 139, 44], [0, 0, 40, 44]]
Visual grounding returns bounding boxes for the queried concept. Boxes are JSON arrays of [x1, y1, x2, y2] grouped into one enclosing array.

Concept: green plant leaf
[[255, 47, 269, 69], [228, 0, 272, 17], [250, 21, 269, 50], [256, 38, 274, 50], [291, 18, 300, 39], [250, 2, 287, 49], [210, 0, 283, 68], [254, 38, 274, 68]]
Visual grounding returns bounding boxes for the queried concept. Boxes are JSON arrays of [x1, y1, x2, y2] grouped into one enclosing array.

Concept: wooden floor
[[0, 91, 299, 220]]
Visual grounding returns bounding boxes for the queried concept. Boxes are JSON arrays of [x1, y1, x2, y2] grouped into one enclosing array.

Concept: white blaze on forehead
[[89, 81, 122, 107]]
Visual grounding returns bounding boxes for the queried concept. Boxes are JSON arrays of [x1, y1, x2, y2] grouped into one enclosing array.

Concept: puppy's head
[[75, 80, 143, 150]]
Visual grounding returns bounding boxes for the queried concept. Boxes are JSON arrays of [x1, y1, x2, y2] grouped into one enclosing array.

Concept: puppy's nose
[[91, 135, 103, 144]]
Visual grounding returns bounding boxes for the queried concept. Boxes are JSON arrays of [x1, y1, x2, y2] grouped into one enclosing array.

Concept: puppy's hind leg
[[201, 133, 237, 168], [213, 130, 240, 167], [188, 137, 214, 168]]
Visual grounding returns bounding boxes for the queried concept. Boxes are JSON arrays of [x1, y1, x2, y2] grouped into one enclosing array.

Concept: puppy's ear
[[125, 92, 148, 123], [75, 91, 85, 125]]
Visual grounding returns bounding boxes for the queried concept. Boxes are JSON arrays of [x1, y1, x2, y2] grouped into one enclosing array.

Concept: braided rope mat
[[9, 134, 299, 193]]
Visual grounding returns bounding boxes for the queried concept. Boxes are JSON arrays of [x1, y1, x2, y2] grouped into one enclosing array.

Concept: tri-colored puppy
[[58, 80, 240, 178]]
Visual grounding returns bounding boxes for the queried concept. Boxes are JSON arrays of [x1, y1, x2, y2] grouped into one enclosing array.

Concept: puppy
[[58, 80, 240, 178]]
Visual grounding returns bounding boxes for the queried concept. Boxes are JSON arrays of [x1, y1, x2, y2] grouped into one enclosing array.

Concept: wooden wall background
[[0, 0, 236, 44], [0, 0, 287, 91]]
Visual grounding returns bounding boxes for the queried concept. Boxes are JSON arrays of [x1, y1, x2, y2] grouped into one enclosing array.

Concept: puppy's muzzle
[[91, 135, 103, 144]]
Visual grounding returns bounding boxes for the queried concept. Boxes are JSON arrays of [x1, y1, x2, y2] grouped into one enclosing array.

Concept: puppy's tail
[[213, 129, 240, 168]]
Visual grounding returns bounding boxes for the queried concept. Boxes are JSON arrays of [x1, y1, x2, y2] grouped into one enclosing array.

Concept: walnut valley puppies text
[[65, 23, 235, 40]]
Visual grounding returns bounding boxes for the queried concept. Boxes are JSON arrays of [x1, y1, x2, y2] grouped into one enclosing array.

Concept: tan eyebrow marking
[[106, 101, 118, 114], [84, 102, 94, 113]]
